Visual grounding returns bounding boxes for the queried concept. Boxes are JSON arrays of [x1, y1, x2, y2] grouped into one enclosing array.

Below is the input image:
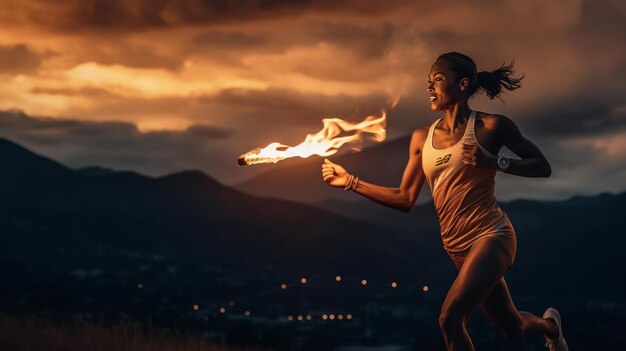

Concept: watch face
[[498, 157, 509, 168]]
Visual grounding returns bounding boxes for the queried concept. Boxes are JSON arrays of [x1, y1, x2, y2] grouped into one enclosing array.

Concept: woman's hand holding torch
[[322, 159, 357, 190]]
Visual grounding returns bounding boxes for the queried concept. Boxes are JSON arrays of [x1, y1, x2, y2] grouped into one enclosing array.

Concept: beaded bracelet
[[343, 174, 359, 191], [344, 174, 354, 191]]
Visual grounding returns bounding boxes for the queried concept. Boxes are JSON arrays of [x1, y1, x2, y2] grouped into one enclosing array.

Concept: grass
[[0, 312, 259, 351]]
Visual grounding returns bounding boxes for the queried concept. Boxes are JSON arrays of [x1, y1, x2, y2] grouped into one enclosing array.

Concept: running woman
[[321, 52, 568, 351]]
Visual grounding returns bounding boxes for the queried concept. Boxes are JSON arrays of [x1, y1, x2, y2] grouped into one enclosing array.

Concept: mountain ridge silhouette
[[1, 136, 625, 350]]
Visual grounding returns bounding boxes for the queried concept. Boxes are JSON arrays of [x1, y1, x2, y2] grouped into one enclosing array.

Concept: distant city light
[[361, 279, 368, 286], [280, 283, 287, 289], [423, 285, 429, 292], [322, 314, 328, 320], [288, 315, 294, 321], [193, 304, 199, 311], [137, 283, 143, 289], [347, 314, 353, 320], [300, 277, 307, 284], [329, 314, 335, 320], [219, 307, 226, 313], [306, 315, 312, 320], [391, 282, 398, 288], [338, 314, 344, 320], [335, 275, 342, 282], [297, 315, 303, 321], [244, 310, 251, 317]]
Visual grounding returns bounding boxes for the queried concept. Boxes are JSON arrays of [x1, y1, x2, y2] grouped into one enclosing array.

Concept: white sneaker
[[543, 307, 569, 351]]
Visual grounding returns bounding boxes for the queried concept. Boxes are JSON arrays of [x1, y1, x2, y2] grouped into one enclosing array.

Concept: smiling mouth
[[430, 95, 438, 101]]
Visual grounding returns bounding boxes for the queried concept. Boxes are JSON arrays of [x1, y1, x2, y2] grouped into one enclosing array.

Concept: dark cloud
[[187, 23, 396, 81], [192, 22, 394, 58], [206, 88, 389, 123], [575, 0, 625, 42], [516, 92, 626, 138], [514, 0, 626, 139], [27, 85, 391, 136], [0, 0, 168, 32], [0, 36, 182, 74], [193, 30, 269, 50], [84, 42, 184, 70], [187, 30, 272, 67], [495, 129, 626, 201], [29, 87, 114, 97], [0, 0, 398, 32], [183, 124, 235, 139], [0, 87, 393, 183], [312, 22, 395, 59], [0, 109, 233, 141], [0, 0, 586, 35], [0, 109, 237, 179], [0, 44, 50, 75]]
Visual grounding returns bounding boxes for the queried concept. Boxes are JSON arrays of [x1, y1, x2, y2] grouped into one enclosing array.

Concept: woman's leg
[[479, 275, 559, 340], [439, 236, 513, 351]]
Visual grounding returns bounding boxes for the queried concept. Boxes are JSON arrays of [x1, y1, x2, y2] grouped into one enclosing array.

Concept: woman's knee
[[438, 307, 467, 334]]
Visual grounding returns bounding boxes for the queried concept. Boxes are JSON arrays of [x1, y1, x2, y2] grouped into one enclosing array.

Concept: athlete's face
[[427, 60, 466, 111]]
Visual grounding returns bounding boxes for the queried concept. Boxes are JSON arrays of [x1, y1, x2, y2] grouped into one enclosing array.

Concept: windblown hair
[[437, 51, 524, 100]]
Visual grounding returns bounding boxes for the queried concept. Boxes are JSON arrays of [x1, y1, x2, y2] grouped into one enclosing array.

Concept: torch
[[237, 97, 398, 166]]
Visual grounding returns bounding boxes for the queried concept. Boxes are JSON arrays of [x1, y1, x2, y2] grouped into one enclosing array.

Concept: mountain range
[[1, 137, 625, 349], [2, 136, 624, 290]]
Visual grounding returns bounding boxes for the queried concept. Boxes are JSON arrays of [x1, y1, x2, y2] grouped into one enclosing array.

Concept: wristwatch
[[497, 156, 510, 171]]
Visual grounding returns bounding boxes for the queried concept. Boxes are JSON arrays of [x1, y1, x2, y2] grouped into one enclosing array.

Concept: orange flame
[[238, 97, 399, 166]]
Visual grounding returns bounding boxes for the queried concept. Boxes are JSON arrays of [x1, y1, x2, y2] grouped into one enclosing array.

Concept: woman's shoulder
[[412, 124, 431, 139], [475, 111, 516, 132], [408, 124, 432, 152]]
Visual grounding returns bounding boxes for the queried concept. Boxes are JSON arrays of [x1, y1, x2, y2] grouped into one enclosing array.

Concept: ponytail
[[475, 61, 524, 100], [436, 52, 524, 101]]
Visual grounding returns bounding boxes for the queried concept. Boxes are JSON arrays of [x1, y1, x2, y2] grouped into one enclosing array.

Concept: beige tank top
[[422, 111, 514, 253]]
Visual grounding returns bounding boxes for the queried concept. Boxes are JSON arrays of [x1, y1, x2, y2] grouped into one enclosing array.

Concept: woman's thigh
[[441, 236, 513, 319]]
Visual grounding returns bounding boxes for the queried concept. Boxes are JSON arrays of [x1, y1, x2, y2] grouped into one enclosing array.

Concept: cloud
[[16, 91, 405, 194], [192, 22, 394, 59], [518, 95, 626, 138], [0, 88, 397, 184], [0, 0, 624, 201], [183, 124, 235, 139], [0, 0, 584, 34], [0, 44, 52, 75], [495, 126, 626, 201], [23, 84, 392, 135], [0, 109, 239, 180], [79, 42, 184, 71], [193, 30, 269, 50], [0, 0, 398, 32]]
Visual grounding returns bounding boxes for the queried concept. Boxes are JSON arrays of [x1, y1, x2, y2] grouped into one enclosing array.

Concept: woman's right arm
[[322, 126, 428, 213]]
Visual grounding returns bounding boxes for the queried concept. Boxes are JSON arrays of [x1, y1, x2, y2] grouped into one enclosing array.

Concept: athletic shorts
[[446, 232, 517, 272]]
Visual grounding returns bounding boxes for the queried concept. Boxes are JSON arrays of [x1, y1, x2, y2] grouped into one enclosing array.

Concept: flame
[[238, 97, 399, 166]]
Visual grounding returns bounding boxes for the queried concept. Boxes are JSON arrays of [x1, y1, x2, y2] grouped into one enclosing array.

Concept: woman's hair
[[436, 51, 524, 100]]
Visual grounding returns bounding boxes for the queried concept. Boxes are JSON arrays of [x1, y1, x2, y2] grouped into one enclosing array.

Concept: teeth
[[430, 96, 437, 101]]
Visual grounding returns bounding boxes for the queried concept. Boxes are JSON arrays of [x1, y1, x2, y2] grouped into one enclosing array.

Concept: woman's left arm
[[494, 115, 552, 178], [462, 115, 552, 177]]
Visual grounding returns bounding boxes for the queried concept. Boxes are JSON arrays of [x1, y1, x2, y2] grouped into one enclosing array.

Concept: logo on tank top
[[435, 154, 451, 166]]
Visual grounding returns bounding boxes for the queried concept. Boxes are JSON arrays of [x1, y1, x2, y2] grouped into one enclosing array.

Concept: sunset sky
[[1, 0, 624, 201]]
